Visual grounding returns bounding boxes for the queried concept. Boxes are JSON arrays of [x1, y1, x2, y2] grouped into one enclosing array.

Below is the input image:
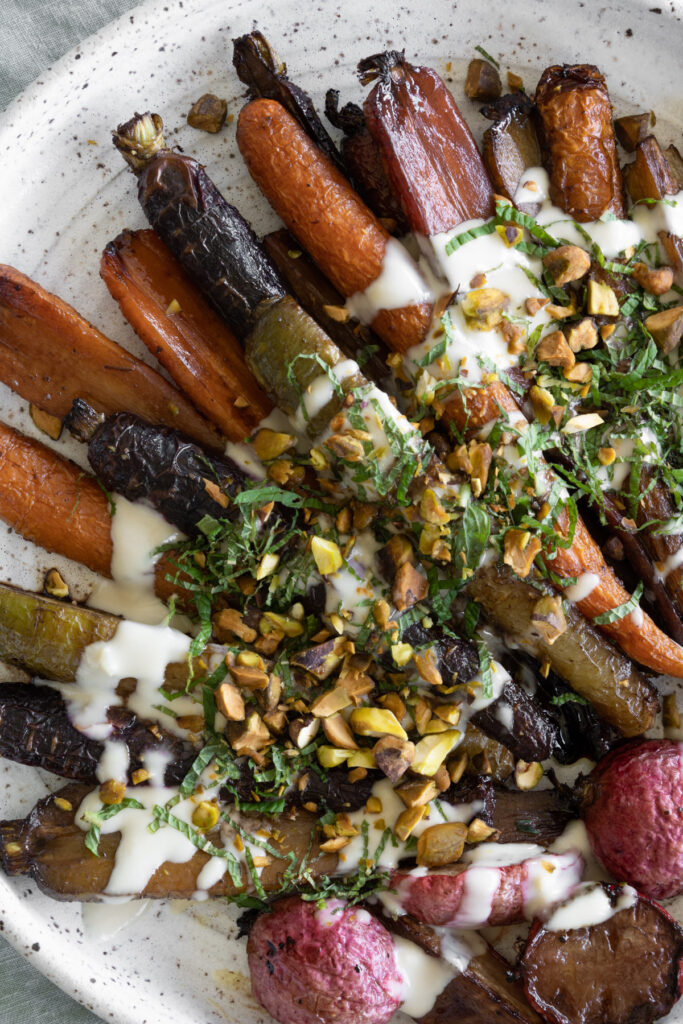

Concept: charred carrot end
[[548, 513, 683, 678], [0, 420, 113, 577], [535, 64, 626, 222], [100, 230, 273, 440], [0, 264, 222, 451], [236, 98, 432, 352]]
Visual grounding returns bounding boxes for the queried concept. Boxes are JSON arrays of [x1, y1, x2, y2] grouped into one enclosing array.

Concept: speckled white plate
[[0, 0, 682, 1021]]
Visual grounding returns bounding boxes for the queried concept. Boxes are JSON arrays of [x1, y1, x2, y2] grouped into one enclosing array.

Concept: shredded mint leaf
[[445, 220, 497, 255], [593, 581, 644, 625], [475, 639, 493, 700], [84, 798, 144, 857]]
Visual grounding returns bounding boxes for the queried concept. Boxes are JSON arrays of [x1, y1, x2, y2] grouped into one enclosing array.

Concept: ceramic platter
[[0, 0, 682, 1020]]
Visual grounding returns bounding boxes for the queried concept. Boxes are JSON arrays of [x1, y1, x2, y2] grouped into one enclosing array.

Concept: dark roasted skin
[[100, 229, 273, 439], [534, 64, 626, 221], [521, 888, 683, 1024], [443, 776, 576, 846], [0, 683, 195, 785], [69, 402, 249, 535], [0, 783, 337, 900], [113, 113, 286, 339], [324, 89, 410, 232], [361, 50, 495, 234], [377, 911, 544, 1024], [400, 621, 557, 761]]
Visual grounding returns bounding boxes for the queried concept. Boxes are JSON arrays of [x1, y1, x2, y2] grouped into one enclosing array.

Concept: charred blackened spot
[[266, 940, 277, 956], [285, 934, 296, 950], [354, 964, 361, 973], [266, 959, 274, 976]]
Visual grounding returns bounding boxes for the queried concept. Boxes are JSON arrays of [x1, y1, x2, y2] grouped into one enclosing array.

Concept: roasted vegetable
[[232, 31, 345, 174], [534, 64, 626, 221], [0, 264, 220, 450], [481, 93, 542, 214], [520, 887, 683, 1024], [0, 584, 118, 681], [0, 683, 195, 785], [262, 228, 392, 387], [68, 402, 250, 535], [467, 564, 659, 736], [360, 50, 494, 234], [324, 89, 410, 232], [100, 229, 273, 439], [622, 135, 683, 285], [0, 783, 336, 900], [236, 98, 433, 353], [248, 896, 403, 1024], [113, 113, 286, 340], [380, 912, 544, 1024], [0, 420, 113, 577]]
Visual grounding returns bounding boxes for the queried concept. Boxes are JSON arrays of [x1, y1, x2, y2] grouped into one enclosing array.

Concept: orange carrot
[[100, 230, 273, 440], [0, 264, 221, 450], [0, 421, 112, 577]]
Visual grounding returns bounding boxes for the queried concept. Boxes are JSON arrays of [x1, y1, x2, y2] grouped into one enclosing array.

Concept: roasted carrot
[[0, 421, 113, 576], [236, 98, 433, 353], [100, 229, 273, 440], [360, 51, 495, 234], [547, 511, 683, 678], [0, 264, 221, 450], [358, 56, 683, 677], [534, 64, 626, 222]]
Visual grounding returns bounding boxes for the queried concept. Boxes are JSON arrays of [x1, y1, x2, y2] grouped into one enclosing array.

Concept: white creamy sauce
[[66, 620, 193, 740], [75, 778, 235, 898], [594, 428, 659, 492], [631, 190, 683, 244], [294, 358, 360, 433], [655, 545, 683, 582], [76, 785, 201, 896], [514, 166, 551, 207], [564, 572, 600, 604], [392, 935, 456, 1017], [88, 495, 185, 626], [549, 818, 611, 882], [143, 748, 173, 786], [522, 850, 585, 919], [323, 528, 383, 627], [461, 841, 544, 866], [346, 238, 433, 325], [81, 899, 150, 940], [96, 740, 130, 784], [545, 882, 637, 932]]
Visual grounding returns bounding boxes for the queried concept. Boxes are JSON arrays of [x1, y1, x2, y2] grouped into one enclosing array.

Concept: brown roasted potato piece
[[535, 64, 626, 221]]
